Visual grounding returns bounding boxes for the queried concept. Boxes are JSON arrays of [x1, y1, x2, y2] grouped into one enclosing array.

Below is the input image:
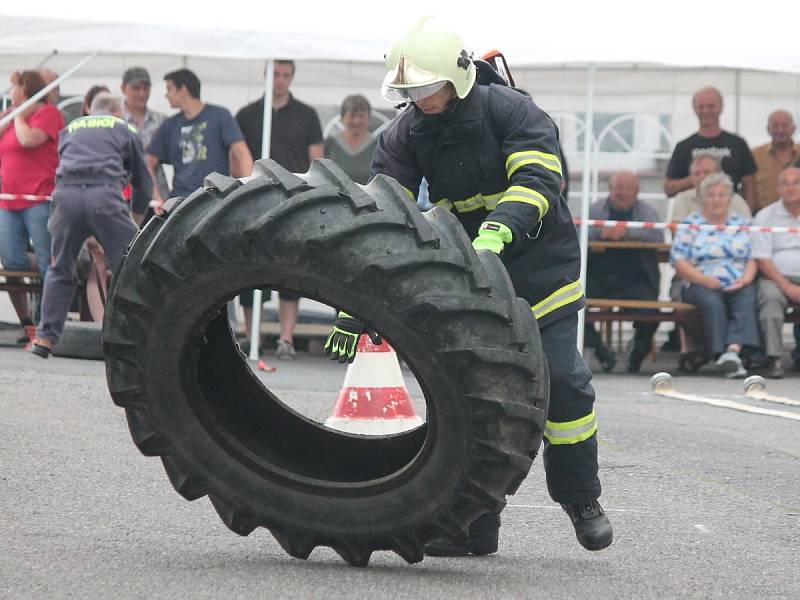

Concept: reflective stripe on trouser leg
[[540, 312, 601, 505], [545, 411, 598, 445]]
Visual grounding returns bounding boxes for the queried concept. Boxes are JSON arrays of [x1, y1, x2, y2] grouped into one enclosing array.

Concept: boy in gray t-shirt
[[146, 68, 251, 201]]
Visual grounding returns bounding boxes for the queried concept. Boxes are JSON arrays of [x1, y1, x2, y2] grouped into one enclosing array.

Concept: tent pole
[[248, 59, 275, 361], [734, 68, 741, 134], [576, 63, 596, 352], [0, 52, 97, 129]]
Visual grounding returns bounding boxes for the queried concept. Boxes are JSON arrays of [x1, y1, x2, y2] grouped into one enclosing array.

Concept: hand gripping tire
[[103, 159, 549, 567]]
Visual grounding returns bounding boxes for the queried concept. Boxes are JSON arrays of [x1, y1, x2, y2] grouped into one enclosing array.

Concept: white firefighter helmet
[[381, 16, 476, 103]]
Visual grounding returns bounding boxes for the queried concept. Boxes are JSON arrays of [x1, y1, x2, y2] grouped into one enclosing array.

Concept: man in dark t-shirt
[[235, 60, 324, 360], [664, 87, 756, 205], [236, 98, 323, 172], [147, 68, 253, 203]]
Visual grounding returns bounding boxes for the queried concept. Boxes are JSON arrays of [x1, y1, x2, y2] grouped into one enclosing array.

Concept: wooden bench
[[586, 298, 800, 353], [587, 298, 800, 324], [785, 304, 800, 324], [0, 269, 43, 295], [234, 322, 333, 339], [589, 241, 672, 263], [586, 298, 700, 323], [586, 298, 701, 352]]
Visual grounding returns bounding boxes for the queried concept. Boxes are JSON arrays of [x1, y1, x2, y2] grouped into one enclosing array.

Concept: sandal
[[678, 348, 708, 373], [30, 340, 53, 359]]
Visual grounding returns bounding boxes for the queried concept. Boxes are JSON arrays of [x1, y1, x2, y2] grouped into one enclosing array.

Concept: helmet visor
[[381, 80, 447, 103]]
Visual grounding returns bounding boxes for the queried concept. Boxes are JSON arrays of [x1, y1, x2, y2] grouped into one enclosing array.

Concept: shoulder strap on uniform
[[475, 59, 509, 87]]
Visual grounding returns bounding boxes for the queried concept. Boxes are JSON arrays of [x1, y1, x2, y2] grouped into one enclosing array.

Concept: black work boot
[[561, 500, 613, 551], [425, 513, 500, 556]]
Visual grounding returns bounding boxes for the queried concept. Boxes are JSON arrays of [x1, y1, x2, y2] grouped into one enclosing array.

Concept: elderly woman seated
[[670, 173, 761, 377]]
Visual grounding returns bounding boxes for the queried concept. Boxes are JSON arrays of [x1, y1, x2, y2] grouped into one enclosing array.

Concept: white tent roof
[[1, 1, 798, 73]]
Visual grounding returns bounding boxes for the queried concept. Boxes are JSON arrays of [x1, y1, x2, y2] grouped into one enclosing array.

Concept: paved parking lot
[[1, 346, 799, 599]]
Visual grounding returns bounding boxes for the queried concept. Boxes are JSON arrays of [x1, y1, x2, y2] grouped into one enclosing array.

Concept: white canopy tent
[[1, 1, 798, 351], [2, 2, 798, 71]]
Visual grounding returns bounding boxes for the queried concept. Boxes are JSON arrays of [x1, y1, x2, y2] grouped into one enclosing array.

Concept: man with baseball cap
[[121, 66, 168, 205]]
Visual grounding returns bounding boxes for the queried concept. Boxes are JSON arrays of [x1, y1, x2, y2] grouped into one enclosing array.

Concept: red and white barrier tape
[[0, 193, 52, 201], [1, 193, 797, 235], [574, 218, 800, 235]]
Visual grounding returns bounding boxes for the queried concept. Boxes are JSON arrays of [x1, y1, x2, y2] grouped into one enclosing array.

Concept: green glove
[[324, 311, 382, 364], [472, 221, 513, 254]]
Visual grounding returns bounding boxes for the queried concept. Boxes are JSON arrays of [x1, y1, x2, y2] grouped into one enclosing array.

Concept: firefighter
[[30, 93, 151, 358], [324, 17, 612, 554]]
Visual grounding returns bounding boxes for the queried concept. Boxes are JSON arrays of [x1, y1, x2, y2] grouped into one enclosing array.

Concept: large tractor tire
[[103, 159, 549, 567], [52, 321, 103, 360]]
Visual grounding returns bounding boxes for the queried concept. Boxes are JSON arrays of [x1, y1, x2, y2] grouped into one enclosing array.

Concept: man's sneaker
[[275, 339, 296, 360], [765, 357, 784, 379], [425, 513, 499, 557], [595, 345, 617, 373], [660, 327, 680, 352], [561, 500, 613, 551], [715, 351, 742, 375], [724, 365, 748, 379], [627, 348, 648, 373], [627, 338, 653, 373]]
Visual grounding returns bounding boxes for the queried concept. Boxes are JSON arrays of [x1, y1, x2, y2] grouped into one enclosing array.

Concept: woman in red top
[[0, 70, 64, 337]]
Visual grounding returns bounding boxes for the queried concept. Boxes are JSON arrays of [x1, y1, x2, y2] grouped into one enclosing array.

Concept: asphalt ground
[[1, 344, 799, 599]]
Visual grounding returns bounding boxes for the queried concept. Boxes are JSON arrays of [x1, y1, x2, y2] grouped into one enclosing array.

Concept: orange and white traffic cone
[[325, 336, 423, 434]]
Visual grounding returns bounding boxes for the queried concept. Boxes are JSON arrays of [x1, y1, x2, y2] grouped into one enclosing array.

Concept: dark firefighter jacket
[[371, 82, 583, 327], [56, 114, 152, 215]]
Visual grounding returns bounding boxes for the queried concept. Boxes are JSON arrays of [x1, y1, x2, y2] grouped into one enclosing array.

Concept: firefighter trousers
[[540, 312, 601, 504], [38, 184, 138, 344]]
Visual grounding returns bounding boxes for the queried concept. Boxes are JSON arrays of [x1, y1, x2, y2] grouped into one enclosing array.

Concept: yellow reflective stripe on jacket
[[401, 186, 416, 201], [67, 115, 137, 134], [531, 280, 583, 320], [435, 192, 504, 213], [453, 194, 485, 212], [505, 150, 562, 178], [498, 185, 550, 217], [435, 198, 454, 210], [544, 411, 598, 445], [481, 191, 504, 210]]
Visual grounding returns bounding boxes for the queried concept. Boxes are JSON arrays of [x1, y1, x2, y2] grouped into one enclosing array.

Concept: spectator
[[146, 68, 253, 210], [37, 68, 60, 104], [670, 155, 751, 223], [671, 173, 760, 377], [81, 85, 110, 117], [668, 154, 750, 366], [324, 94, 377, 185], [30, 94, 152, 358], [120, 67, 169, 202], [584, 171, 663, 373], [751, 110, 800, 214], [0, 70, 63, 346], [751, 167, 800, 378], [664, 87, 756, 205], [235, 60, 323, 359]]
